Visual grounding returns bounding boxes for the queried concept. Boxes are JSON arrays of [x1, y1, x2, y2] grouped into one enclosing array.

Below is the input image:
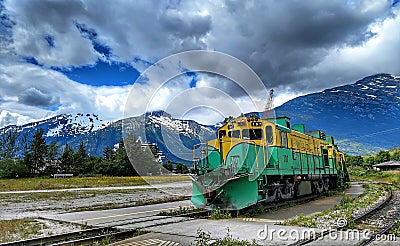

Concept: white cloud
[[1, 0, 399, 127], [6, 0, 99, 67], [302, 7, 400, 89], [0, 110, 32, 127], [0, 61, 132, 127]]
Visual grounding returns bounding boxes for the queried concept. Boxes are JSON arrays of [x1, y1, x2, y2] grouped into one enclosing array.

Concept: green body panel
[[222, 144, 338, 177], [277, 148, 294, 175], [269, 117, 291, 128], [191, 180, 206, 208], [292, 124, 305, 133], [307, 130, 324, 139], [225, 143, 266, 174], [207, 145, 221, 169], [326, 136, 334, 144]]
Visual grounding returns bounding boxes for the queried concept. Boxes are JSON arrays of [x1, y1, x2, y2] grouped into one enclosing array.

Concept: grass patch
[[348, 166, 400, 184], [0, 218, 44, 243], [158, 205, 199, 216], [0, 175, 190, 192], [194, 228, 259, 245], [209, 209, 232, 220], [389, 221, 400, 237], [281, 183, 390, 229]]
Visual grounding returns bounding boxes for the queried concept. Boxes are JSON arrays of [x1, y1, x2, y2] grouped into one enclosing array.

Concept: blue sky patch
[[44, 35, 55, 48], [24, 57, 41, 66], [187, 72, 198, 88], [75, 21, 112, 58], [53, 60, 140, 86], [45, 104, 61, 111]]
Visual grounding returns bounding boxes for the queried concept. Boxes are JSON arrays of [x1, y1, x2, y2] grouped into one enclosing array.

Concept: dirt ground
[[0, 181, 192, 243], [0, 182, 192, 220]]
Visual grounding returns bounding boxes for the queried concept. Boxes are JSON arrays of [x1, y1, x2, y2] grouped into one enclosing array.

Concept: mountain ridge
[[1, 73, 399, 160]]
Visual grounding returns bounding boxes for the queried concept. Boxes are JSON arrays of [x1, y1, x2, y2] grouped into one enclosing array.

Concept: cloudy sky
[[0, 0, 399, 127]]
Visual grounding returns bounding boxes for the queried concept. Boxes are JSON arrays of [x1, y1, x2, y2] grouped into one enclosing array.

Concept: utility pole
[[263, 89, 274, 119]]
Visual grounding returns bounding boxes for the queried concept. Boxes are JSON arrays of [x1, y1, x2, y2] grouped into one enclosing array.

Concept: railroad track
[[357, 187, 400, 246], [1, 227, 135, 246], [2, 209, 208, 246], [290, 183, 399, 246]]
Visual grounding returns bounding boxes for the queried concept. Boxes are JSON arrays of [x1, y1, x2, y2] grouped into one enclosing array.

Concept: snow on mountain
[[1, 73, 398, 159], [275, 73, 400, 155], [0, 110, 216, 164], [2, 113, 108, 138], [146, 111, 215, 138]]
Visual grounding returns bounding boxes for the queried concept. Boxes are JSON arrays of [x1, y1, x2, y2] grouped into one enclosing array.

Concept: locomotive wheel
[[280, 181, 294, 200], [323, 178, 329, 191], [313, 180, 324, 194]]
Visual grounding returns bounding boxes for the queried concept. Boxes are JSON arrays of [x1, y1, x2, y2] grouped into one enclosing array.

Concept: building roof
[[372, 161, 400, 167]]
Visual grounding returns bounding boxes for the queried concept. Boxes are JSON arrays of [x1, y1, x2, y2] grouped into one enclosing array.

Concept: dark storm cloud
[[3, 0, 400, 99], [18, 88, 60, 107], [18, 0, 86, 31], [161, 9, 212, 39], [213, 0, 394, 92]]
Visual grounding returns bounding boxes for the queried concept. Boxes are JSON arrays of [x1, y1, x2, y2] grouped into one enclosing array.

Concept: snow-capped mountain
[[1, 73, 398, 160], [0, 113, 109, 156], [123, 111, 216, 163], [0, 110, 216, 164], [275, 73, 400, 155]]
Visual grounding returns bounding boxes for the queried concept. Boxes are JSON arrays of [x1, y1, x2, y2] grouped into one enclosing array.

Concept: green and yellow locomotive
[[190, 114, 349, 210]]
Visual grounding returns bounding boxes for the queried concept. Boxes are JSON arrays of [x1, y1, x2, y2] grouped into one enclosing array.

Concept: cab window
[[218, 130, 226, 139], [228, 130, 240, 138], [266, 126, 273, 144], [242, 129, 263, 140], [280, 131, 287, 147], [322, 148, 329, 166]]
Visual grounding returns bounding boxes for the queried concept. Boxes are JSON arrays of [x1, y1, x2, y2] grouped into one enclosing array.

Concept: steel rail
[[289, 185, 393, 246]]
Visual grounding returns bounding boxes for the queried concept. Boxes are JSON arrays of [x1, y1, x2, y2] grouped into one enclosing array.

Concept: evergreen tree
[[60, 144, 74, 173], [44, 141, 59, 175], [47, 141, 59, 161], [175, 163, 188, 173], [0, 158, 29, 178], [24, 129, 48, 176], [114, 141, 137, 176], [162, 161, 174, 171], [103, 146, 115, 161], [73, 141, 89, 175], [86, 156, 103, 174], [124, 134, 161, 175], [0, 128, 19, 159]]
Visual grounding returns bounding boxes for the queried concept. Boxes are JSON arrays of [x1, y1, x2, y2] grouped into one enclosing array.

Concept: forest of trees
[[3, 127, 396, 178], [345, 149, 400, 169], [0, 128, 168, 178]]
